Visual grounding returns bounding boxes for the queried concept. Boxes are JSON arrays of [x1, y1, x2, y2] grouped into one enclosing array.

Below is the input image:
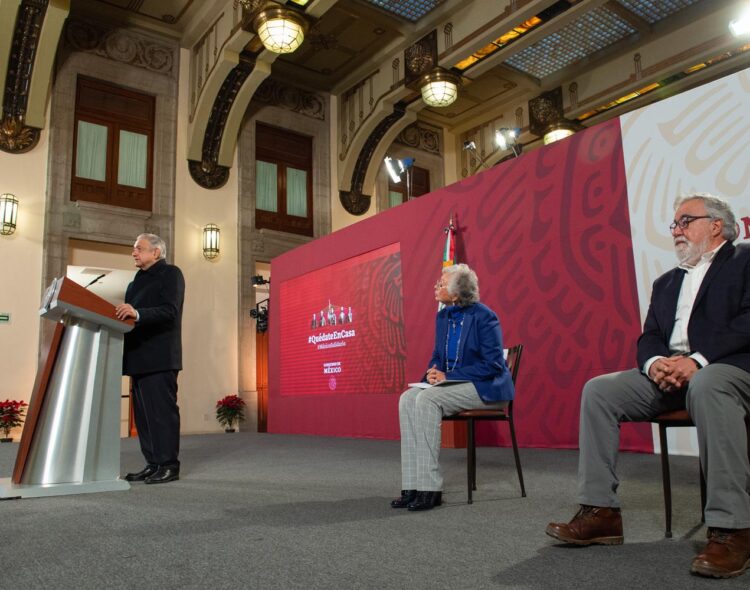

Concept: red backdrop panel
[[269, 119, 653, 452]]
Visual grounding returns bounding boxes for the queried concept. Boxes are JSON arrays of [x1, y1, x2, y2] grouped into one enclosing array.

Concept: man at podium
[[115, 233, 185, 485]]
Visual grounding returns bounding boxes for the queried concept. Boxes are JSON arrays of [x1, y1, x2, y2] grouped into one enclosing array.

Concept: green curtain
[[75, 120, 108, 181], [287, 167, 307, 217], [118, 130, 148, 188], [388, 190, 403, 208], [256, 160, 278, 212]]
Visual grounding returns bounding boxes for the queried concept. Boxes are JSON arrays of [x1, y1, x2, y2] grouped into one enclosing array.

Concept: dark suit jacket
[[637, 242, 750, 374], [428, 302, 515, 402], [123, 259, 185, 376]]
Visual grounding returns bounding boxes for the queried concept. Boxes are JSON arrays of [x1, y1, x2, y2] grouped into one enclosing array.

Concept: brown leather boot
[[546, 505, 624, 545], [691, 527, 750, 578]]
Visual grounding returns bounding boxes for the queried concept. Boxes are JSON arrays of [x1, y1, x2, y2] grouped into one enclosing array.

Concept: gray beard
[[674, 236, 709, 265]]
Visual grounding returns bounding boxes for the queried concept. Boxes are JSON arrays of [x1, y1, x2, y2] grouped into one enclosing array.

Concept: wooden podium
[[0, 277, 134, 498]]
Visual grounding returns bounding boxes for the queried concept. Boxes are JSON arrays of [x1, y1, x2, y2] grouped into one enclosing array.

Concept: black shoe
[[391, 489, 417, 508], [407, 491, 443, 511], [124, 465, 158, 482], [144, 466, 180, 484]]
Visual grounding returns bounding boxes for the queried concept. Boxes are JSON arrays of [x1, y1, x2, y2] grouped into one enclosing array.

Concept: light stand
[[384, 156, 416, 200]]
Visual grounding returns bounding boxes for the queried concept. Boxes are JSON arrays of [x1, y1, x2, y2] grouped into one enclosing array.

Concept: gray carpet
[[0, 433, 745, 589]]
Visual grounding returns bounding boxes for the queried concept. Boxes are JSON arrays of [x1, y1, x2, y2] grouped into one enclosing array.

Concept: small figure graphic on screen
[[348, 306, 353, 323], [311, 313, 317, 329], [340, 306, 346, 324], [327, 303, 336, 326], [320, 310, 326, 327]]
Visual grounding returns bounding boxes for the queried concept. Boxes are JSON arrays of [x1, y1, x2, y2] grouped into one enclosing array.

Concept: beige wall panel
[[175, 47, 240, 435]]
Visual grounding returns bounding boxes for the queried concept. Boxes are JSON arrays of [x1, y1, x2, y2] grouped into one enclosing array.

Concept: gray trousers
[[399, 382, 507, 491], [578, 365, 750, 528]]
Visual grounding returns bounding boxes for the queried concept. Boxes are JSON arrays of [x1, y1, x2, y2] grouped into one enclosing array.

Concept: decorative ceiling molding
[[253, 78, 326, 120], [65, 19, 177, 78], [395, 122, 441, 155]]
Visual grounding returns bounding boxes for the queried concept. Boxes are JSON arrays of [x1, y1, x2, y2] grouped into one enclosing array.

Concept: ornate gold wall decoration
[[404, 30, 437, 86], [0, 116, 40, 153], [528, 87, 564, 136], [188, 159, 230, 189], [0, 0, 47, 154]]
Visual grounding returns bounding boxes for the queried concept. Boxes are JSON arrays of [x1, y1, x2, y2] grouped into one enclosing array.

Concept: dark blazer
[[428, 302, 515, 402], [637, 242, 750, 374], [123, 259, 185, 376]]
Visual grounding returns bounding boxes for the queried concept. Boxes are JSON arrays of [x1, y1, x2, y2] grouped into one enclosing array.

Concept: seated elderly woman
[[392, 263, 515, 511]]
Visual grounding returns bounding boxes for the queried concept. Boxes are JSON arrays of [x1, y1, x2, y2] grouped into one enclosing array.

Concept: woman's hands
[[426, 364, 446, 385]]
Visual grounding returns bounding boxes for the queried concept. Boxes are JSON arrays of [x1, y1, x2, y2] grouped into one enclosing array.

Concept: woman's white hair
[[442, 264, 480, 306]]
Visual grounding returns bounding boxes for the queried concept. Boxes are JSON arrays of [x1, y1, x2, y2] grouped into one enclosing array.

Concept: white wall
[[0, 121, 49, 439]]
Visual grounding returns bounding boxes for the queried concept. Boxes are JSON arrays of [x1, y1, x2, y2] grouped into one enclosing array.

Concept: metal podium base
[[0, 477, 129, 499]]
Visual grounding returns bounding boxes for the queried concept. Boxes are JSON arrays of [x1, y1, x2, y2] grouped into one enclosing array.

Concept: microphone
[[84, 273, 106, 289]]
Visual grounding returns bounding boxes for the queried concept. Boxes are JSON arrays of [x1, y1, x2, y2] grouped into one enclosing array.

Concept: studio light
[[462, 140, 490, 173], [420, 68, 460, 108], [202, 223, 220, 260], [384, 156, 401, 183], [0, 193, 18, 236], [729, 7, 750, 36], [253, 6, 308, 54], [495, 128, 522, 157]]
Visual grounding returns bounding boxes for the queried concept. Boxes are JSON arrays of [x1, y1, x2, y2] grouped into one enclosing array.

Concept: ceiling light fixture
[[420, 68, 461, 108], [543, 122, 578, 145], [252, 5, 308, 54]]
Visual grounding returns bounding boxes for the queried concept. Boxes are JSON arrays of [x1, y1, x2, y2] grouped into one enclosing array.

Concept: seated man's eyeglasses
[[669, 215, 712, 232]]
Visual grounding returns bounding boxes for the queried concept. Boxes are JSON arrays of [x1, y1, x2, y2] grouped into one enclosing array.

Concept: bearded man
[[546, 194, 750, 578]]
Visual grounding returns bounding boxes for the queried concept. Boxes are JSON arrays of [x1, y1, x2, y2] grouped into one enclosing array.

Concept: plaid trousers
[[399, 382, 507, 491]]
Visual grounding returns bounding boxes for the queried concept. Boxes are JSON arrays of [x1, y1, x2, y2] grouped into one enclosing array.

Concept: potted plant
[[0, 399, 28, 442], [215, 394, 245, 433]]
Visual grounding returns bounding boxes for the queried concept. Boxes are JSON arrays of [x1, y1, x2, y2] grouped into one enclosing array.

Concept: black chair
[[652, 411, 750, 538], [443, 344, 525, 504], [650, 410, 706, 538]]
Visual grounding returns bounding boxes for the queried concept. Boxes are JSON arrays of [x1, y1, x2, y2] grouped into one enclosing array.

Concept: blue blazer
[[428, 302, 515, 402], [637, 242, 750, 374]]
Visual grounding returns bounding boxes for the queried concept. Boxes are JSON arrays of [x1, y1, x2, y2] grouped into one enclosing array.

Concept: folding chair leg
[[699, 467, 706, 523], [508, 416, 526, 497], [471, 423, 477, 491], [659, 425, 673, 538], [467, 419, 475, 504]]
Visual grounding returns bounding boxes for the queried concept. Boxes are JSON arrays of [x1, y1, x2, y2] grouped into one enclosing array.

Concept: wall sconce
[[202, 223, 220, 260], [249, 4, 308, 54], [0, 193, 18, 235], [420, 68, 460, 108]]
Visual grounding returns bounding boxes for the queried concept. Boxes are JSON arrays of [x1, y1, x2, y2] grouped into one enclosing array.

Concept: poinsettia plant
[[215, 395, 245, 430], [0, 399, 28, 439]]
